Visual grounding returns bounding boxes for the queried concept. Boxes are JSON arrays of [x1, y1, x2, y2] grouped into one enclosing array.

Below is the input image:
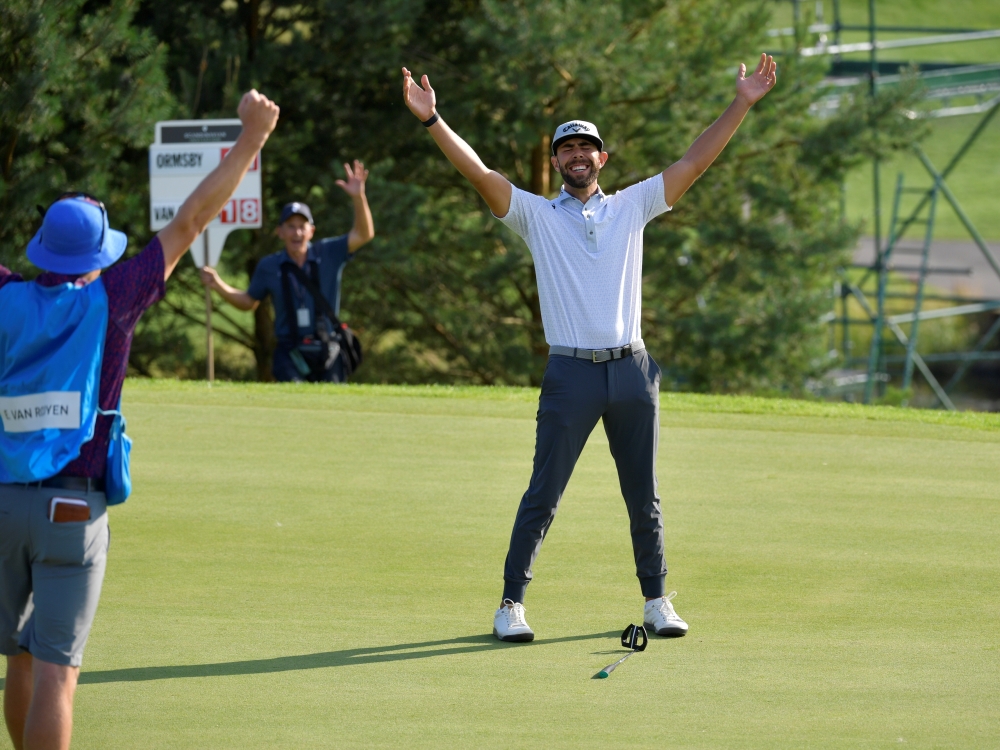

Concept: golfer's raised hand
[[237, 89, 280, 145], [336, 160, 369, 197], [735, 53, 777, 107], [402, 67, 436, 121]]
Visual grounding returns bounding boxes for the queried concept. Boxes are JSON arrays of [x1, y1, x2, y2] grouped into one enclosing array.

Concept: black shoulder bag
[[279, 260, 363, 380]]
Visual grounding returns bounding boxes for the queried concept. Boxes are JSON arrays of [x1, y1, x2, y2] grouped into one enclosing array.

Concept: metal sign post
[[149, 119, 263, 383], [203, 234, 214, 382]]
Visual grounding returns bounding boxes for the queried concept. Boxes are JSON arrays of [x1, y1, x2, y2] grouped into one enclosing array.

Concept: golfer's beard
[[558, 161, 600, 189]]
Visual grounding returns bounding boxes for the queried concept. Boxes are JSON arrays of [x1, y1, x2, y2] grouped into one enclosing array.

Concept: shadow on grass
[[0, 631, 615, 688]]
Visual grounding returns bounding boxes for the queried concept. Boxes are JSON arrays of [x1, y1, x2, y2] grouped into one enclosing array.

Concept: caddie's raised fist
[[237, 89, 280, 144], [402, 67, 436, 122]]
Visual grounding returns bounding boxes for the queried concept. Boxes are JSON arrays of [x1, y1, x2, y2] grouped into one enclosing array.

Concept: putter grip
[[597, 664, 617, 678], [596, 653, 631, 679]]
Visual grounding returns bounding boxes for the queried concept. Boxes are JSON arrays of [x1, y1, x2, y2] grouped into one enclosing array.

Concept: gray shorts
[[0, 484, 109, 667]]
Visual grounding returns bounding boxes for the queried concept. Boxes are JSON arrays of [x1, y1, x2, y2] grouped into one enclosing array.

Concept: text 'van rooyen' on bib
[[0, 280, 108, 483]]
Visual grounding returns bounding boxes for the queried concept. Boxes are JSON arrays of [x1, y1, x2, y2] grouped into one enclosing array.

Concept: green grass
[[843, 112, 1000, 241], [768, 1, 1000, 239], [823, 0, 1000, 65], [771, 0, 1000, 65], [4, 380, 999, 748]]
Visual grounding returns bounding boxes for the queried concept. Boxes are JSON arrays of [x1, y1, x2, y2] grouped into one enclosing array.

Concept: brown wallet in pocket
[[49, 497, 91, 523]]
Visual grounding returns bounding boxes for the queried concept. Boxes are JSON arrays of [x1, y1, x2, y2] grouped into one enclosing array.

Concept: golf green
[[3, 381, 998, 748]]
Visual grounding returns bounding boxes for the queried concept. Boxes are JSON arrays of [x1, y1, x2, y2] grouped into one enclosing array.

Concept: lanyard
[[288, 272, 310, 308], [286, 258, 319, 330], [283, 255, 315, 303]]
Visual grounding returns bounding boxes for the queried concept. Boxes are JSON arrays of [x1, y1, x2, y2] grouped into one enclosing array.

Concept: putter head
[[621, 623, 647, 652]]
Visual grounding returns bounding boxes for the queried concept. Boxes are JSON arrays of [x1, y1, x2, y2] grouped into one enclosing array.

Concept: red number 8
[[239, 199, 259, 224]]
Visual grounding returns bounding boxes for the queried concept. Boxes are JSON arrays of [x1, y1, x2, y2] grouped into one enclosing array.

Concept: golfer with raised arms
[[1, 90, 278, 749], [402, 53, 776, 642]]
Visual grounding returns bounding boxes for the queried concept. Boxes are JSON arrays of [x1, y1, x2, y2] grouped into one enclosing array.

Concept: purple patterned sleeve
[[102, 238, 167, 334]]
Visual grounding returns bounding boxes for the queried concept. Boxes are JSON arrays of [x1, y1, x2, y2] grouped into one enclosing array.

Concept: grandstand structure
[[774, 1, 1000, 408]]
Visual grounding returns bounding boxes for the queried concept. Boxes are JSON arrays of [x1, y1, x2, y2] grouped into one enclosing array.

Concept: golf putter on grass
[[596, 623, 647, 678]]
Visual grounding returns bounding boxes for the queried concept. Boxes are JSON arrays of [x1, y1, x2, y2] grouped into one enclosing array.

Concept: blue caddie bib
[[0, 279, 108, 482]]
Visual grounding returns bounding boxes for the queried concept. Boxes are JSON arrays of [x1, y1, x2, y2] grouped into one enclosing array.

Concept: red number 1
[[219, 200, 237, 224]]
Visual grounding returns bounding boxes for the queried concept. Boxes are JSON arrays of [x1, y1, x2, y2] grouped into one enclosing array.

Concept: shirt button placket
[[584, 207, 597, 251]]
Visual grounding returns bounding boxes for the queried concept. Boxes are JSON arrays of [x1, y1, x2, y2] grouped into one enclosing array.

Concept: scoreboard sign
[[149, 119, 262, 268]]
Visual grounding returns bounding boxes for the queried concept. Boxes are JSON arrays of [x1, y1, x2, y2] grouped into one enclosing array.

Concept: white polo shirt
[[496, 175, 670, 349]]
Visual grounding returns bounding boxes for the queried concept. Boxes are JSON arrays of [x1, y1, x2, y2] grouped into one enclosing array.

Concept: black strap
[[279, 258, 363, 378], [280, 260, 345, 330], [14, 476, 106, 492], [279, 261, 305, 345]]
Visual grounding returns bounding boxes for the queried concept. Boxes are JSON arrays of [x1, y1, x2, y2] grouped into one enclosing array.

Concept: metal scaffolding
[[778, 1, 1000, 408]]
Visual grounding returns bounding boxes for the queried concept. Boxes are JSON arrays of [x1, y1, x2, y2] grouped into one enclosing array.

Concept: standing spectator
[[0, 91, 279, 750], [200, 161, 374, 382]]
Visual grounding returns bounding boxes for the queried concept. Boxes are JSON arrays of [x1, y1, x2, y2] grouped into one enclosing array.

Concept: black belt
[[17, 476, 105, 493], [549, 339, 645, 363]]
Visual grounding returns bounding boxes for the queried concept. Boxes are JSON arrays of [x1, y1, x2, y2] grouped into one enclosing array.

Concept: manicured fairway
[[3, 381, 999, 749]]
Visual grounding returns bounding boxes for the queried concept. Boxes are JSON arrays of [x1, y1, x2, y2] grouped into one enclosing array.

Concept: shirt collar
[[35, 271, 84, 288], [555, 185, 606, 208], [281, 242, 316, 264]]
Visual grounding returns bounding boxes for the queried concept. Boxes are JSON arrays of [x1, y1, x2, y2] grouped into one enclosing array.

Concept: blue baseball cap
[[26, 195, 127, 274], [279, 201, 314, 225]]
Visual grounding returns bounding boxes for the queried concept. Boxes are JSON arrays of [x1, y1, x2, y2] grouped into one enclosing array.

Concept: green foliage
[[399, 0, 924, 392], [350, 0, 926, 391], [0, 0, 173, 274], [4, 0, 927, 392], [802, 72, 928, 182], [876, 384, 913, 407]]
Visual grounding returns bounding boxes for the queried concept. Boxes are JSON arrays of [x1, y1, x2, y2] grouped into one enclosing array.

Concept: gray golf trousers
[[502, 349, 667, 603]]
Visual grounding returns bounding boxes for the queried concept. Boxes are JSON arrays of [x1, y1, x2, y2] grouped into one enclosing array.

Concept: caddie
[[0, 90, 279, 750], [401, 54, 776, 642]]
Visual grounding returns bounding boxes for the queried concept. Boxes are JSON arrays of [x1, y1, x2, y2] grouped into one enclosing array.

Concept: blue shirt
[[247, 235, 352, 343]]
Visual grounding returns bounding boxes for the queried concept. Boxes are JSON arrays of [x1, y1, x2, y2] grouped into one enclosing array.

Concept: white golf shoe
[[643, 591, 689, 637], [493, 599, 534, 642]]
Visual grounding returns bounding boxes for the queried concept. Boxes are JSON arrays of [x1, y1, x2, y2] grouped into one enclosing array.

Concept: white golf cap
[[551, 120, 603, 155]]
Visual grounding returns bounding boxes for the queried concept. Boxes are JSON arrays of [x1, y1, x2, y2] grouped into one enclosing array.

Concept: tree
[[131, 0, 475, 379], [349, 0, 925, 390], [0, 0, 173, 275], [23, 0, 922, 392]]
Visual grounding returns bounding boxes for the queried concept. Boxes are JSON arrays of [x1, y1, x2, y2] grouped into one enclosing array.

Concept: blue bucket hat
[[26, 195, 128, 275]]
